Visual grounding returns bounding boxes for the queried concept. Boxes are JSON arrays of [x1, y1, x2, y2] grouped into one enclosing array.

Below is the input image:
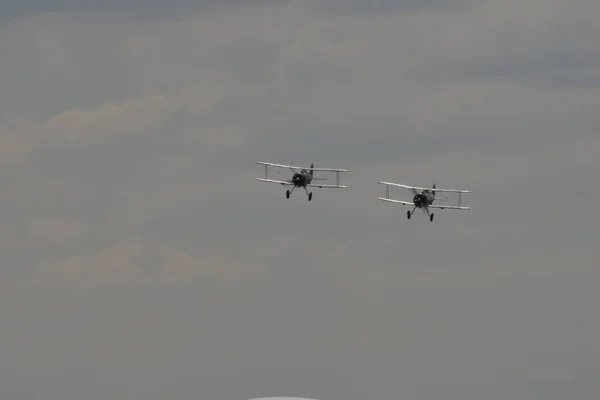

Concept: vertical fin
[[310, 163, 314, 177]]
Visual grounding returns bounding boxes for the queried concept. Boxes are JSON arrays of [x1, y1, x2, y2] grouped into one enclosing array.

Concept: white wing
[[255, 177, 347, 188], [428, 204, 471, 210], [377, 197, 414, 206], [255, 178, 347, 188], [255, 178, 293, 186], [256, 161, 296, 170], [379, 181, 426, 191], [256, 161, 348, 172], [308, 167, 349, 172], [378, 181, 470, 193], [310, 183, 348, 188], [428, 188, 471, 193]]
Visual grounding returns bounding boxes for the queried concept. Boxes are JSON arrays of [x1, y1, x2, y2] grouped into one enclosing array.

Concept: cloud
[[35, 241, 252, 287], [319, 0, 472, 14], [0, 0, 287, 22], [1, 0, 599, 303], [43, 95, 175, 144], [26, 218, 85, 244], [2, 1, 600, 399], [0, 127, 29, 163], [1, 0, 599, 299]]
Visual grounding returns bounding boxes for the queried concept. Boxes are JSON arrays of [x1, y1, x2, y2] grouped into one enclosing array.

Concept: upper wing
[[378, 181, 470, 193], [256, 161, 296, 170], [428, 188, 471, 193], [378, 182, 428, 191], [376, 197, 414, 206], [255, 178, 292, 186], [255, 161, 348, 172], [308, 167, 349, 172]]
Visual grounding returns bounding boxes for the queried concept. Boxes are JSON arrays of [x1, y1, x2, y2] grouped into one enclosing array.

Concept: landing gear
[[303, 186, 312, 201], [430, 213, 434, 222], [287, 186, 312, 201], [407, 210, 411, 219]]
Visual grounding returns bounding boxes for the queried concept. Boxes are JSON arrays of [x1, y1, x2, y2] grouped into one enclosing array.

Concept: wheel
[[407, 210, 411, 219], [308, 192, 312, 201], [286, 190, 290, 199], [430, 213, 434, 222]]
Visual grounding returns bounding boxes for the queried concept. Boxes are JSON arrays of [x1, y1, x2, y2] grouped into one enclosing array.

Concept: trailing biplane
[[377, 181, 471, 221], [255, 161, 349, 201]]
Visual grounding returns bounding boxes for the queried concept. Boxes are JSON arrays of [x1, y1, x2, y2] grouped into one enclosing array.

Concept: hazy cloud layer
[[319, 0, 472, 14], [1, 1, 600, 399], [0, 0, 287, 21]]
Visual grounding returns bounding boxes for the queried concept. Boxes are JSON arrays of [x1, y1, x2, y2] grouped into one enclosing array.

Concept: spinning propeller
[[408, 187, 428, 216]]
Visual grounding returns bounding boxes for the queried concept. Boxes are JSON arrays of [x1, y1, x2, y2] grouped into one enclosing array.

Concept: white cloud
[[0, 0, 597, 288], [43, 95, 175, 144], [2, 2, 600, 399], [0, 0, 598, 282], [35, 241, 253, 287]]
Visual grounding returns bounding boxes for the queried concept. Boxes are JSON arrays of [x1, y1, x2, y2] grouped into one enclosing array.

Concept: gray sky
[[1, 1, 599, 399]]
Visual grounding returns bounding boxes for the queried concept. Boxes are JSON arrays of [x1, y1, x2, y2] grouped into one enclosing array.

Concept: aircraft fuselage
[[413, 190, 435, 208], [292, 171, 312, 187]]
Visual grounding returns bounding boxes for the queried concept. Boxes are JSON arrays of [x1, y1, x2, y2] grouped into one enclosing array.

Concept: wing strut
[[336, 171, 340, 187], [458, 192, 462, 207], [264, 164, 268, 179]]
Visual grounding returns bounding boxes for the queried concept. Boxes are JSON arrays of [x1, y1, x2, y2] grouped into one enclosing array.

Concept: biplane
[[255, 161, 349, 201], [377, 181, 471, 221]]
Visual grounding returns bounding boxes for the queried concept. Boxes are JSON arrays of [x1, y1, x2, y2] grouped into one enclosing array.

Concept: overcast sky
[[1, 1, 599, 399]]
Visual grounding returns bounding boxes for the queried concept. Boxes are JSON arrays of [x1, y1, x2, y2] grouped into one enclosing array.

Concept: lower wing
[[255, 178, 293, 186], [377, 198, 413, 206], [428, 204, 471, 210], [309, 184, 348, 188]]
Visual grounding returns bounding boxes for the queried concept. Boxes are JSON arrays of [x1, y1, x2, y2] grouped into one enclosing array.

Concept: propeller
[[407, 187, 428, 216]]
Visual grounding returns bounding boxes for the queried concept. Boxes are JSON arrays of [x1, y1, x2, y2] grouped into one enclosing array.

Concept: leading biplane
[[255, 161, 349, 201], [377, 181, 471, 221]]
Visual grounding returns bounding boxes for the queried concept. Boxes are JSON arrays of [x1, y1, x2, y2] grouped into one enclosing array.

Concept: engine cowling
[[413, 194, 424, 207], [292, 173, 304, 186]]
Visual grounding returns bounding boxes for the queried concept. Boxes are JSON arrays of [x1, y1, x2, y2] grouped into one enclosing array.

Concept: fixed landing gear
[[407, 207, 434, 221], [286, 187, 312, 201], [303, 186, 312, 201]]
